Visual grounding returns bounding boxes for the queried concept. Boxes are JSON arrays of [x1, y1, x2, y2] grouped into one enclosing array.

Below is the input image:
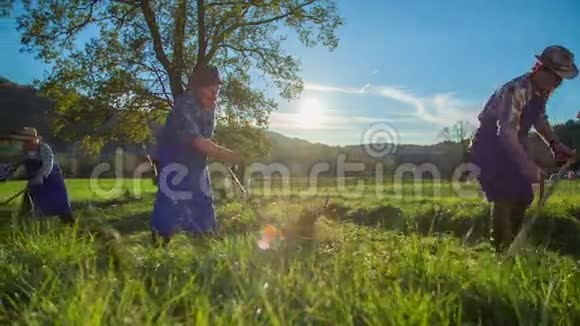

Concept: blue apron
[[25, 158, 72, 217], [471, 96, 545, 206], [150, 94, 216, 236]]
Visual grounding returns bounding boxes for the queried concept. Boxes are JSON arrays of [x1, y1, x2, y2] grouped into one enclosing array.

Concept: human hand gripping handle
[[221, 149, 242, 164], [28, 175, 44, 187], [499, 130, 545, 183], [192, 138, 242, 163], [558, 150, 579, 174], [550, 140, 575, 162]]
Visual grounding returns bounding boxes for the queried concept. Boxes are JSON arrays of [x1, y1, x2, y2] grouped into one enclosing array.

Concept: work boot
[[490, 202, 514, 252], [510, 202, 528, 241]]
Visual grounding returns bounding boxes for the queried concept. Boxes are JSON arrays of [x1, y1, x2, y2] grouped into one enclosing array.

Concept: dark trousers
[[490, 201, 527, 252]]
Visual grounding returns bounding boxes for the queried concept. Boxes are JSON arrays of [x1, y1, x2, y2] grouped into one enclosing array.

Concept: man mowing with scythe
[[470, 45, 578, 252], [150, 65, 242, 245]]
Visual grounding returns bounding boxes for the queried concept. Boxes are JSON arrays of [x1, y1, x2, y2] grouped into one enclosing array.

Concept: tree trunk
[[169, 69, 184, 99], [196, 0, 208, 68]]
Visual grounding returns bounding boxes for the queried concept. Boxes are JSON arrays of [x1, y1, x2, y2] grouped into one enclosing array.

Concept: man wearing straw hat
[[0, 127, 74, 225], [470, 45, 577, 252]]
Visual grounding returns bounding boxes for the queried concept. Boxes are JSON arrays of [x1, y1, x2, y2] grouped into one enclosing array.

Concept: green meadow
[[0, 179, 579, 325]]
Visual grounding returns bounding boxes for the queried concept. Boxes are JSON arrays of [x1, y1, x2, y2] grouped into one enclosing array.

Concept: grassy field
[[0, 179, 579, 325]]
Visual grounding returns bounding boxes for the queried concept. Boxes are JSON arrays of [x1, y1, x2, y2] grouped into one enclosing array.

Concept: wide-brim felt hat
[[535, 45, 578, 79]]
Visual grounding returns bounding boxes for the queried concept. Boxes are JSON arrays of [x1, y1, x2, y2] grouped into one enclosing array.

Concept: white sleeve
[[37, 143, 55, 178]]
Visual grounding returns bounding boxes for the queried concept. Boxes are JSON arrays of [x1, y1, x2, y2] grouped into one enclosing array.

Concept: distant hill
[[264, 131, 466, 178]]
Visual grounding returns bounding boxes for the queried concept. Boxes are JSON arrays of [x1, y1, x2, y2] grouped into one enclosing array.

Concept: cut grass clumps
[[349, 204, 406, 230], [216, 200, 262, 235]]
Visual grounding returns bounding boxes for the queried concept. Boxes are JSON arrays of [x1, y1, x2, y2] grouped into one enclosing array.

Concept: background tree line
[[2, 77, 579, 179]]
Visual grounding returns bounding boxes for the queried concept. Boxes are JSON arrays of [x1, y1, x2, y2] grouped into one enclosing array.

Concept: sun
[[297, 98, 325, 129]]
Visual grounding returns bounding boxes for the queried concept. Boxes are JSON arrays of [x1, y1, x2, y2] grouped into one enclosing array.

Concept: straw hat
[[8, 127, 41, 141]]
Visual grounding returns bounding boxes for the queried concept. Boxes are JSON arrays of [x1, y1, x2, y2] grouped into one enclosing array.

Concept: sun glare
[[297, 98, 325, 129]]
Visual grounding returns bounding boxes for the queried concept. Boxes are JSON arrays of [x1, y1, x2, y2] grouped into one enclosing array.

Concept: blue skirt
[[150, 144, 216, 237], [25, 160, 72, 217]]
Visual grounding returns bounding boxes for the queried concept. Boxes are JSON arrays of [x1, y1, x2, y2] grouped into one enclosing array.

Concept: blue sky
[[1, 0, 580, 146]]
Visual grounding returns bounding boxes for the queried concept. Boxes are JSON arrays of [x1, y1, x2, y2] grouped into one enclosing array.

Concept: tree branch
[[140, 0, 185, 97], [205, 2, 252, 60], [221, 43, 278, 74], [115, 5, 139, 28], [242, 1, 316, 27], [205, 0, 316, 61], [56, 0, 139, 43], [111, 0, 143, 6], [58, 1, 101, 42], [206, 1, 241, 6], [77, 0, 99, 11], [174, 0, 187, 74], [148, 70, 172, 106], [139, 0, 172, 73]]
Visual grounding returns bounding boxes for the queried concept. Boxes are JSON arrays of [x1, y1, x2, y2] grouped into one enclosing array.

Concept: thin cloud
[[269, 111, 414, 131], [359, 83, 371, 93], [304, 83, 366, 94], [304, 82, 480, 127]]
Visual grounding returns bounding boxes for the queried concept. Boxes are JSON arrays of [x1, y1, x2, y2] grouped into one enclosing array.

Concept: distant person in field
[[150, 65, 241, 244], [470, 45, 577, 252], [0, 128, 74, 225]]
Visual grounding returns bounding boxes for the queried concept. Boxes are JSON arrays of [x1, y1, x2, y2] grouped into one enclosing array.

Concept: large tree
[[18, 0, 342, 155]]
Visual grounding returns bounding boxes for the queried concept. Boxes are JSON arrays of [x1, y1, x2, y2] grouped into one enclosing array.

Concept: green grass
[[1, 179, 579, 324]]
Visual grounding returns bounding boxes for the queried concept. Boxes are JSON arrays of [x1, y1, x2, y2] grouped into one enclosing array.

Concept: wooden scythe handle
[[559, 156, 577, 175], [539, 178, 545, 206], [537, 152, 578, 207]]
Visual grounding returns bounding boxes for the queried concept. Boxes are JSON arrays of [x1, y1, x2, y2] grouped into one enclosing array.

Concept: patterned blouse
[[158, 92, 216, 146], [0, 142, 55, 181], [477, 73, 555, 170]]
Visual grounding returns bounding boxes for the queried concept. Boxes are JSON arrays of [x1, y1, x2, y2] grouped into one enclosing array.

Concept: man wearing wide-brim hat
[[0, 127, 74, 225], [470, 45, 577, 252]]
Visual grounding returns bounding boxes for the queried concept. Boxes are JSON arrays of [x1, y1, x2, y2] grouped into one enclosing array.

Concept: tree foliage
[[438, 120, 475, 144], [553, 119, 580, 152], [18, 0, 342, 156]]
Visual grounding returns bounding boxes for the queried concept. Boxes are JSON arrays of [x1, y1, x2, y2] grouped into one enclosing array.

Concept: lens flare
[[257, 224, 287, 250]]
